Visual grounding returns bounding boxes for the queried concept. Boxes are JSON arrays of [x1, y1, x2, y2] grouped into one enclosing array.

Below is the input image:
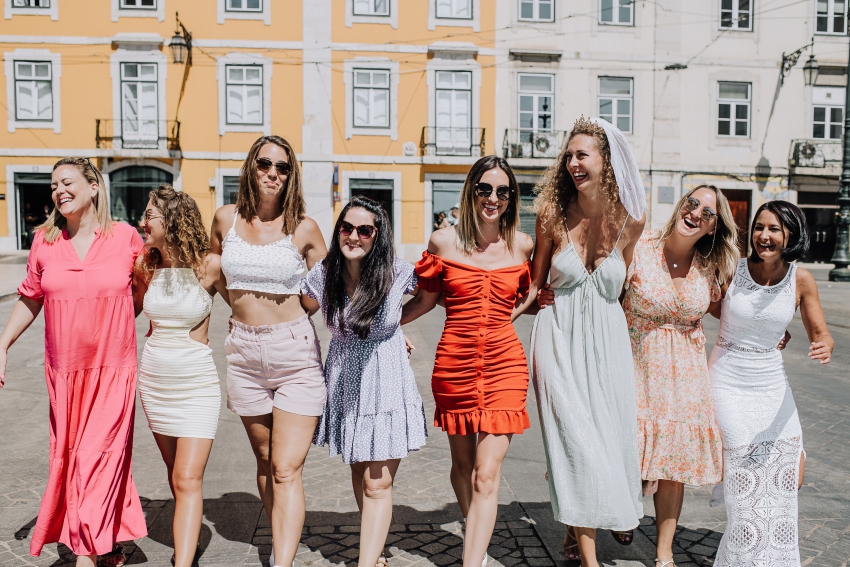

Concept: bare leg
[[351, 460, 401, 567], [574, 527, 598, 567], [153, 433, 214, 567], [75, 555, 96, 567], [653, 480, 684, 565], [240, 414, 275, 523], [270, 408, 319, 567], [462, 432, 512, 567], [447, 434, 477, 518]]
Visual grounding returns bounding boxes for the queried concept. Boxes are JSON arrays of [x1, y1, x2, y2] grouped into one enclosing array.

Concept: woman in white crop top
[[211, 135, 328, 567]]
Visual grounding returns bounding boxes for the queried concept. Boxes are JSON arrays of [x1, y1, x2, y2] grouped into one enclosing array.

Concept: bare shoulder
[[427, 226, 456, 255], [796, 266, 818, 293], [514, 230, 534, 260], [294, 215, 324, 242], [212, 204, 237, 232], [204, 252, 222, 275]]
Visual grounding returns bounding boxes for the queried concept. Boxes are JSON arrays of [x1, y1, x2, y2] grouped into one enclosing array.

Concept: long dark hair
[[748, 200, 809, 263], [323, 196, 395, 339], [237, 135, 304, 234]]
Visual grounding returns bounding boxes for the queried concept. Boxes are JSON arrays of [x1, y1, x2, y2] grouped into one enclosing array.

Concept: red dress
[[18, 224, 148, 557], [415, 251, 531, 435]]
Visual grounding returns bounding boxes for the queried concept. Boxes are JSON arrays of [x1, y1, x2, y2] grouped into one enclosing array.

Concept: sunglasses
[[683, 197, 717, 222], [339, 220, 377, 240], [256, 157, 292, 176], [475, 182, 512, 202], [143, 210, 163, 222]]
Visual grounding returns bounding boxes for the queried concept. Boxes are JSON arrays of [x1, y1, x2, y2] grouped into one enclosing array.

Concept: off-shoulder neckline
[[423, 251, 530, 273]]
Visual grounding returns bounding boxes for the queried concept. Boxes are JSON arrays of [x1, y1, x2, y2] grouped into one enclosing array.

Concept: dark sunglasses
[[256, 157, 292, 176], [475, 182, 512, 202], [683, 197, 717, 222], [339, 220, 377, 240], [84, 157, 100, 182]]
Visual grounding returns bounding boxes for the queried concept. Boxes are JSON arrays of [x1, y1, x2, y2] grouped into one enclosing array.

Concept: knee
[[270, 461, 302, 486], [452, 458, 475, 479], [172, 468, 203, 495], [254, 451, 271, 476], [362, 477, 393, 500], [471, 466, 499, 497]]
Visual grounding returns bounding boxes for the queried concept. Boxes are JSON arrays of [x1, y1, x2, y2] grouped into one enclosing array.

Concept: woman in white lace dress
[[708, 201, 833, 567], [136, 186, 228, 567]]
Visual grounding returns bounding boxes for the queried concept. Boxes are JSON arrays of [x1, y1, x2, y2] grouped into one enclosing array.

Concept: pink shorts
[[225, 315, 326, 417]]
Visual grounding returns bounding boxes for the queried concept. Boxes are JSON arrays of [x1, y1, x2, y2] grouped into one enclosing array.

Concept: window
[[717, 82, 751, 137], [354, 69, 390, 128], [598, 77, 633, 133], [813, 87, 845, 139], [12, 0, 50, 7], [354, 0, 389, 15], [120, 0, 155, 8], [600, 0, 633, 25], [223, 176, 239, 205], [226, 65, 263, 125], [14, 61, 52, 121], [519, 0, 553, 21], [436, 71, 472, 152], [437, 0, 471, 19], [817, 0, 847, 34], [720, 0, 752, 30], [120, 62, 158, 143], [226, 0, 261, 10], [518, 74, 554, 140]]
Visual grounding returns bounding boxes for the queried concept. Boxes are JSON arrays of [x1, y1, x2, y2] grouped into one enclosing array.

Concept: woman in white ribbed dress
[[135, 185, 228, 567]]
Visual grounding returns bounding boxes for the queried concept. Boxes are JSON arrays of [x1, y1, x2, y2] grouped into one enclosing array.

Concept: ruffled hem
[[314, 403, 428, 465], [434, 407, 530, 435], [638, 418, 723, 486]]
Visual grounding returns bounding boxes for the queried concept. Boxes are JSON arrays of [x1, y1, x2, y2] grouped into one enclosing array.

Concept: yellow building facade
[[0, 0, 496, 259]]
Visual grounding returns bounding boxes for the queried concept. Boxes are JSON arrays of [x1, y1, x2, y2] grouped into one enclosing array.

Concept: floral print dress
[[622, 231, 723, 489]]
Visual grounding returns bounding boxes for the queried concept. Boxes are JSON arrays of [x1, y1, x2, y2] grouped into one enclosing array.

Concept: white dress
[[531, 222, 643, 530], [709, 259, 802, 567], [139, 268, 221, 439]]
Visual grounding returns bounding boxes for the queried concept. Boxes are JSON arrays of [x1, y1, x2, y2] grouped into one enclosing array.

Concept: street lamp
[[169, 12, 192, 66], [829, 39, 850, 281], [803, 54, 820, 86]]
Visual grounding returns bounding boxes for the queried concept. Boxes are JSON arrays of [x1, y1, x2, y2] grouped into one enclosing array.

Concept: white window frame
[[597, 76, 633, 134], [111, 0, 164, 21], [214, 167, 242, 209], [346, 0, 398, 27], [518, 0, 554, 22], [110, 48, 167, 149], [717, 81, 751, 138], [216, 52, 272, 135], [599, 0, 633, 26], [13, 61, 53, 122], [812, 87, 845, 140], [217, 0, 270, 24], [719, 0, 753, 31], [4, 0, 58, 20], [517, 73, 554, 133], [353, 69, 390, 129], [345, 58, 399, 139], [426, 54, 482, 155], [816, 0, 848, 35], [225, 65, 264, 125], [119, 62, 160, 146], [428, 0, 480, 31], [4, 49, 61, 133]]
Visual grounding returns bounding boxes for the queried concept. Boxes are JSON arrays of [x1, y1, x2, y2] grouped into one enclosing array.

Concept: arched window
[[109, 166, 172, 230]]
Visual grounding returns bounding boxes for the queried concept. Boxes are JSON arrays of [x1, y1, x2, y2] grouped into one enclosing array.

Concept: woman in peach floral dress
[[622, 185, 739, 567]]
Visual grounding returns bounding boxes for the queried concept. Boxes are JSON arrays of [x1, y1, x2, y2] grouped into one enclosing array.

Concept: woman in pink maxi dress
[[0, 158, 147, 565]]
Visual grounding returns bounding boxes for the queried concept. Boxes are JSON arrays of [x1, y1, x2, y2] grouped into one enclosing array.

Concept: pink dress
[[18, 223, 148, 557], [622, 231, 723, 488]]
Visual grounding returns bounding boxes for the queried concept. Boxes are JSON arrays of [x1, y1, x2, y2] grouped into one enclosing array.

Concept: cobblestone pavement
[[0, 277, 848, 567]]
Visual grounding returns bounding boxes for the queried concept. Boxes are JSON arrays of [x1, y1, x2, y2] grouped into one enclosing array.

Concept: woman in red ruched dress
[[402, 156, 533, 567]]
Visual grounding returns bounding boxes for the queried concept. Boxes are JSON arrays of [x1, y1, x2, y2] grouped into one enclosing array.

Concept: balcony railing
[[502, 129, 566, 159], [420, 126, 485, 157], [95, 119, 181, 151], [788, 138, 842, 169]]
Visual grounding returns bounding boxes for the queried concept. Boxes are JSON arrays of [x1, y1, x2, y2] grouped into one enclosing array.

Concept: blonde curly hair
[[534, 116, 621, 224], [140, 185, 210, 279]]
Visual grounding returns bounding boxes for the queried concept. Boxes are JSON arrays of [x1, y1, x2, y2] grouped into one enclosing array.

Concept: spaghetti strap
[[229, 208, 240, 233], [613, 214, 629, 249]]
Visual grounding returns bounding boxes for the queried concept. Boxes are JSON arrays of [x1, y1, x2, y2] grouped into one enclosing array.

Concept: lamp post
[[169, 12, 192, 66], [829, 38, 850, 281]]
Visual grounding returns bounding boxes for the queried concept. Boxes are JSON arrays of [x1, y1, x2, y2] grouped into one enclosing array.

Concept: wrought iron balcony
[[788, 138, 842, 170], [501, 129, 566, 159], [95, 119, 181, 151], [420, 126, 485, 157]]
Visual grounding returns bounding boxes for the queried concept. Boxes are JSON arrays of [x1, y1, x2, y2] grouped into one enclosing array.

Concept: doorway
[[109, 166, 173, 233], [15, 173, 53, 250], [797, 191, 838, 263], [722, 189, 751, 256], [349, 178, 394, 229]]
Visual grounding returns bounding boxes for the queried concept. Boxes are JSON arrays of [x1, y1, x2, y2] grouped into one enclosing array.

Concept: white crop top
[[220, 210, 305, 295]]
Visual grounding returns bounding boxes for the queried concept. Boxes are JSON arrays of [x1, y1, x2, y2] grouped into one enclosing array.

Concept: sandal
[[563, 527, 581, 561], [656, 559, 675, 567], [98, 544, 126, 567], [611, 529, 633, 545], [376, 555, 388, 567]]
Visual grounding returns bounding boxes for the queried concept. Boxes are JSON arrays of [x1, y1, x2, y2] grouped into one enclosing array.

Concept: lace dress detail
[[709, 258, 802, 567]]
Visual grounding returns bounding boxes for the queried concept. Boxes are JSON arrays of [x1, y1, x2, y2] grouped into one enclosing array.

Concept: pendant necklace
[[672, 263, 678, 268]]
